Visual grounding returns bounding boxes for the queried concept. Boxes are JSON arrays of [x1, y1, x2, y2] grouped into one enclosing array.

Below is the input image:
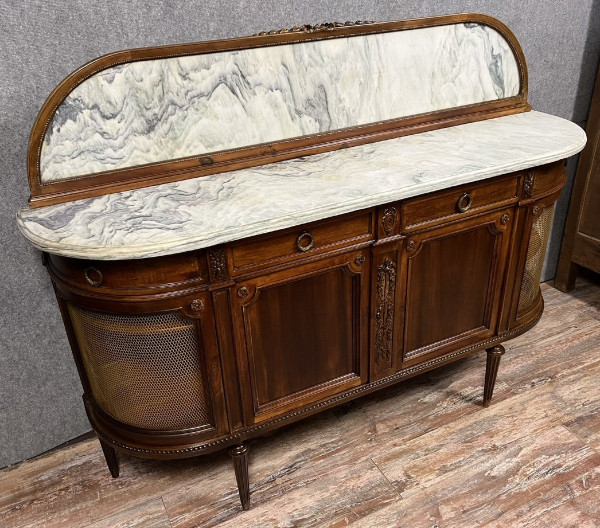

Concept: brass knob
[[237, 286, 250, 299], [84, 266, 103, 287], [457, 192, 473, 213], [296, 232, 314, 252]]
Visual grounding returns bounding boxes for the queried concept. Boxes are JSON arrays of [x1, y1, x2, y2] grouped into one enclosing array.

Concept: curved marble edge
[[18, 111, 586, 261]]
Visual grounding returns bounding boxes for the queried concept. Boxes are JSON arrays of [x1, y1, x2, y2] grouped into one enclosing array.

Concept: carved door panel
[[230, 250, 370, 424], [399, 208, 514, 367]]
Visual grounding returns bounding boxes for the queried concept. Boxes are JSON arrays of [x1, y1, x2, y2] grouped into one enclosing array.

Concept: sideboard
[[17, 14, 586, 511]]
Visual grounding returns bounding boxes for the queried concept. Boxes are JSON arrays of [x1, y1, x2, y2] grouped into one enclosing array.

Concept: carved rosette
[[375, 257, 396, 369], [381, 207, 397, 236], [208, 247, 228, 282], [190, 299, 204, 312]]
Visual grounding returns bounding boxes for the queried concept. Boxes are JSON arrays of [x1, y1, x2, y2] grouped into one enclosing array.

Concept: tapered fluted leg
[[99, 438, 120, 478], [483, 345, 505, 407], [229, 443, 250, 510]]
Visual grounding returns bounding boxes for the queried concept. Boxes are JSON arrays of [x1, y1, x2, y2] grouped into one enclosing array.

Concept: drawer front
[[47, 252, 206, 295], [401, 174, 520, 232], [524, 161, 566, 199], [230, 211, 374, 273]]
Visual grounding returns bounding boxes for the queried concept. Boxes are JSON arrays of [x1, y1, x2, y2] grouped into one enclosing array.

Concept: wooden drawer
[[47, 252, 207, 295], [230, 211, 374, 273], [401, 174, 520, 232], [524, 161, 566, 199]]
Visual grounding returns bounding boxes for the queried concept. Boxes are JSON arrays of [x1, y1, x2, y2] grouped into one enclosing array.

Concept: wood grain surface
[[1, 277, 598, 528]]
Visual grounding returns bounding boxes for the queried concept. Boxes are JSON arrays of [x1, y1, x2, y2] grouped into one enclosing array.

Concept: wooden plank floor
[[1, 277, 599, 528]]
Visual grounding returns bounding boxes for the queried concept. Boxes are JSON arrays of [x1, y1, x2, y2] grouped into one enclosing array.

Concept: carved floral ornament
[[208, 247, 228, 282], [375, 257, 396, 368], [253, 20, 376, 36], [381, 207, 397, 236], [190, 299, 204, 312], [523, 171, 535, 197]]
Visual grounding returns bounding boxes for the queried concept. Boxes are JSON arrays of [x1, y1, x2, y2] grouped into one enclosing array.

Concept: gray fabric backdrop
[[1, 0, 599, 468]]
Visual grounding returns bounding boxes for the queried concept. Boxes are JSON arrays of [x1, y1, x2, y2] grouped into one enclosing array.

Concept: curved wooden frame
[[27, 13, 529, 208]]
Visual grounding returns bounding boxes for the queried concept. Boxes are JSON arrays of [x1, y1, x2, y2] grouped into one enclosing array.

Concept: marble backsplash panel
[[40, 22, 520, 183]]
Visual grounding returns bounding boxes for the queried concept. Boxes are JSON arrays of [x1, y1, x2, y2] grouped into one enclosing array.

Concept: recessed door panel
[[248, 268, 355, 405], [232, 251, 369, 422], [402, 210, 513, 364]]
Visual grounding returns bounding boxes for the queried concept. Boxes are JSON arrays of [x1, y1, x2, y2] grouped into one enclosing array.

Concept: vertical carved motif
[[381, 207, 397, 236], [523, 171, 535, 197], [375, 257, 396, 369], [207, 247, 228, 282]]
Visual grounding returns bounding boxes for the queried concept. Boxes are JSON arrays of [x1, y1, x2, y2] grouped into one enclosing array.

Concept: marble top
[[18, 111, 586, 260], [40, 22, 519, 183]]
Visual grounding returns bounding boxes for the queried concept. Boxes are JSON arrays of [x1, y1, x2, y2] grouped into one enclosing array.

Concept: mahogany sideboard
[[17, 14, 586, 510]]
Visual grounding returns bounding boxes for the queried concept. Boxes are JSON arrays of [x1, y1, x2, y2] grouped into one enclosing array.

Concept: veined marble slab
[[40, 23, 519, 183], [19, 111, 586, 260]]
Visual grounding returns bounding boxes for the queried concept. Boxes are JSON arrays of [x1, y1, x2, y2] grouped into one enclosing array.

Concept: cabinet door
[[231, 250, 369, 424], [63, 291, 228, 439], [400, 208, 514, 366]]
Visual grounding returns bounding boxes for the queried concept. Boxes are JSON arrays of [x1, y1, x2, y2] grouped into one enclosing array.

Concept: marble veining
[[40, 23, 520, 182], [18, 111, 585, 260]]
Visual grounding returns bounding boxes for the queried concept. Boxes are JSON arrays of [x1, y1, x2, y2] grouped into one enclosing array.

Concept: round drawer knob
[[84, 266, 103, 287], [296, 231, 314, 252], [457, 192, 473, 213]]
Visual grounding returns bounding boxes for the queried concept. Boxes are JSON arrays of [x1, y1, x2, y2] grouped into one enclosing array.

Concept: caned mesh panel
[[518, 205, 555, 314], [67, 305, 211, 430]]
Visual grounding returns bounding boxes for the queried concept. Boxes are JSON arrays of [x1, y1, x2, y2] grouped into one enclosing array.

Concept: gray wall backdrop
[[1, 0, 599, 468]]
